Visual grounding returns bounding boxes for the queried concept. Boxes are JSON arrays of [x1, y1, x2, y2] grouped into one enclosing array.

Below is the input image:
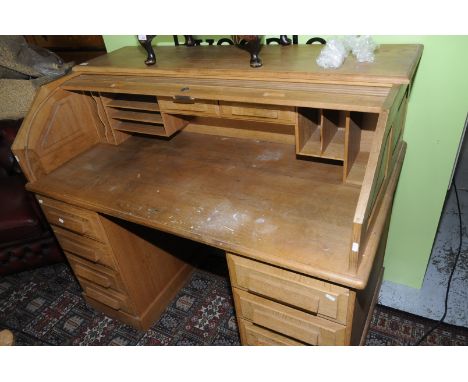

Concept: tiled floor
[[380, 186, 468, 328]]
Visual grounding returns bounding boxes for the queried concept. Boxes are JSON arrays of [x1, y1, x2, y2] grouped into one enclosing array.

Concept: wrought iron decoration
[[137, 35, 325, 68]]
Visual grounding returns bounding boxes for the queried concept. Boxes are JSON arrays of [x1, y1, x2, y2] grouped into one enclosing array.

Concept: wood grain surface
[[26, 131, 364, 287], [73, 44, 423, 86]]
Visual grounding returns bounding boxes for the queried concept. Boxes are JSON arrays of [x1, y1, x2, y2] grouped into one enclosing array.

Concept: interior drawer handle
[[172, 95, 195, 104]]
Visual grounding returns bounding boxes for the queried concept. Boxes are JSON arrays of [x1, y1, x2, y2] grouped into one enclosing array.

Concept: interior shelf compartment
[[110, 109, 164, 125], [106, 94, 159, 112], [296, 108, 346, 161], [321, 109, 346, 161], [344, 112, 379, 185], [102, 92, 188, 138], [296, 108, 378, 185], [112, 120, 167, 136], [296, 108, 321, 157]]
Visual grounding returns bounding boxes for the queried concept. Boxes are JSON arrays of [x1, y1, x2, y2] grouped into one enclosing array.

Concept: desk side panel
[[98, 216, 194, 330], [350, 85, 408, 273], [12, 78, 105, 182]]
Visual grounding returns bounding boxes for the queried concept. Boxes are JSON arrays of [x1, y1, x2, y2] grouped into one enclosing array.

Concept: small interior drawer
[[233, 288, 346, 345], [220, 101, 295, 123], [66, 252, 124, 292], [80, 279, 132, 314], [239, 319, 304, 346], [227, 254, 349, 324], [158, 96, 219, 115], [36, 195, 106, 242], [52, 226, 115, 269]]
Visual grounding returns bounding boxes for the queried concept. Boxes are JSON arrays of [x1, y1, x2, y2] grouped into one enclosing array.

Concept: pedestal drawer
[[51, 226, 116, 269], [36, 195, 106, 242], [233, 288, 346, 345], [80, 279, 132, 314], [239, 319, 304, 346], [66, 252, 125, 292], [227, 254, 349, 324]]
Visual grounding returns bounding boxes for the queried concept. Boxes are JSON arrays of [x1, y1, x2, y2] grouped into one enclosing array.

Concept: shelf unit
[[296, 108, 346, 161], [102, 93, 187, 137], [344, 112, 379, 185], [296, 108, 378, 185]]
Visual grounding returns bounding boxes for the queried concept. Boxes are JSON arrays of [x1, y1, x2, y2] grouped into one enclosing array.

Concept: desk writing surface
[[27, 131, 361, 286], [74, 44, 423, 85]]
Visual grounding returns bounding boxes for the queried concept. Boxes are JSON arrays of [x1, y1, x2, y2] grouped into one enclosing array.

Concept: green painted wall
[[102, 35, 468, 289]]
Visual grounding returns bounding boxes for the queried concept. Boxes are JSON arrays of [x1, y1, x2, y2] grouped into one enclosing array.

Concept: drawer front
[[36, 195, 106, 242], [220, 101, 295, 124], [158, 96, 219, 115], [239, 319, 304, 346], [227, 254, 349, 324], [51, 226, 115, 269], [66, 252, 124, 292], [233, 288, 346, 345], [80, 279, 132, 314]]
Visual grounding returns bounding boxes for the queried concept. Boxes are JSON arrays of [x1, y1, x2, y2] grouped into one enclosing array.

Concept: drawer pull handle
[[172, 95, 195, 104], [325, 294, 336, 302], [45, 207, 86, 234], [248, 274, 320, 313], [60, 238, 100, 262], [85, 287, 121, 310], [75, 265, 112, 288], [254, 310, 319, 345]]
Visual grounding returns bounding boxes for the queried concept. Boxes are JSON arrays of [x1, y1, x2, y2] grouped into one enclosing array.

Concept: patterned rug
[[0, 262, 467, 346]]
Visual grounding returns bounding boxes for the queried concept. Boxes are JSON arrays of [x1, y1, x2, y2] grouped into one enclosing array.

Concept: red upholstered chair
[[0, 119, 64, 276]]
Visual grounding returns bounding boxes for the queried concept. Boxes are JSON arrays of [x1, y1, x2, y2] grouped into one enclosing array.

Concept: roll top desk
[[12, 44, 422, 345]]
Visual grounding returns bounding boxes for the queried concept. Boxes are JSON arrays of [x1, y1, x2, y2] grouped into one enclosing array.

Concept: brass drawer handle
[[172, 95, 195, 104]]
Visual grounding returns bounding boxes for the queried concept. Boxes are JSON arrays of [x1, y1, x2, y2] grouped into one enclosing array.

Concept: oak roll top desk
[[12, 44, 423, 346]]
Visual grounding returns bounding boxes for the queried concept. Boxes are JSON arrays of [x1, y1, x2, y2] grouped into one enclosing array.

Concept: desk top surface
[[28, 132, 364, 286], [74, 44, 423, 86]]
